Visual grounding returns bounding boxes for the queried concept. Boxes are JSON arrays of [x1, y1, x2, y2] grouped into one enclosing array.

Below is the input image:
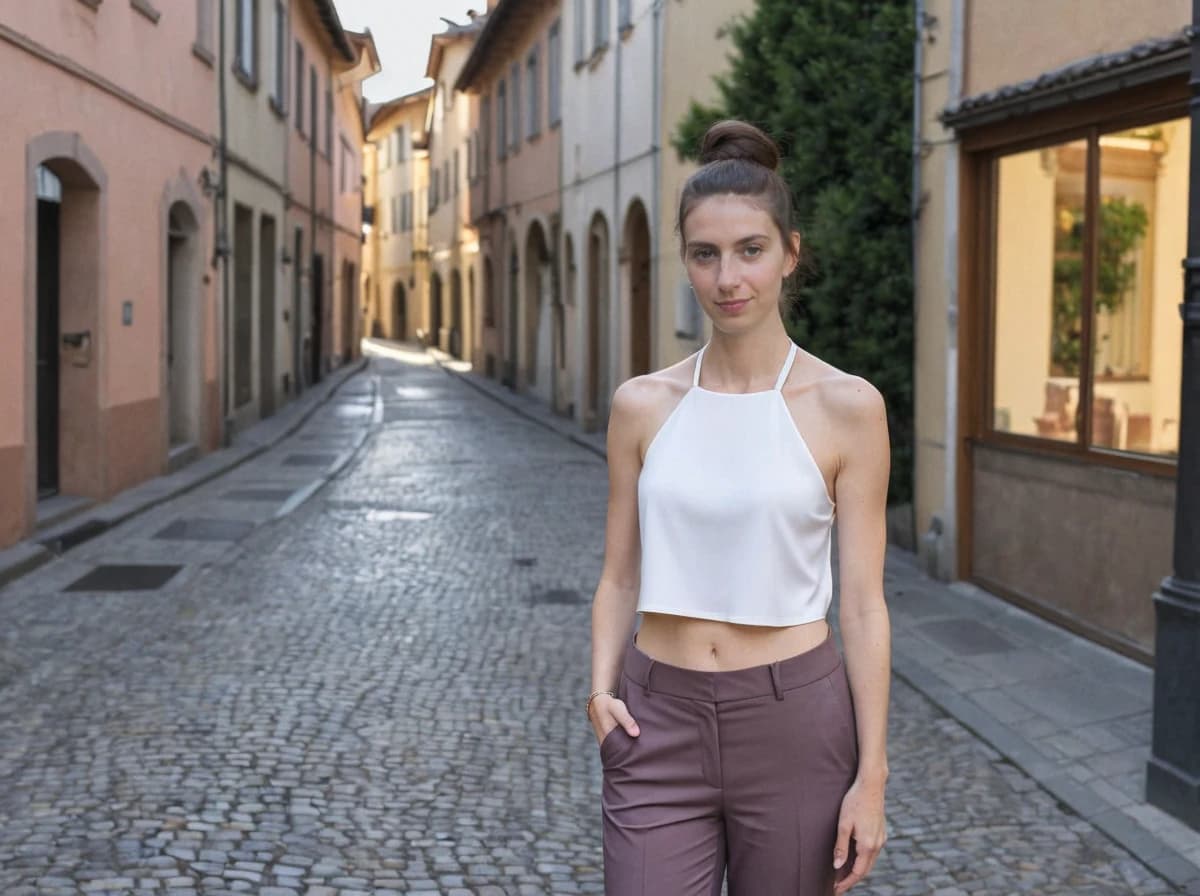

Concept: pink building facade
[[0, 0, 219, 547]]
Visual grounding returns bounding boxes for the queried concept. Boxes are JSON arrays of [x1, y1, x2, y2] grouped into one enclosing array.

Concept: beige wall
[[965, 0, 1188, 97], [656, 0, 756, 369]]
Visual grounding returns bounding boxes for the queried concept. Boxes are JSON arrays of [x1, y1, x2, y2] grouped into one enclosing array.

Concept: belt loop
[[645, 659, 656, 696], [769, 661, 784, 701]]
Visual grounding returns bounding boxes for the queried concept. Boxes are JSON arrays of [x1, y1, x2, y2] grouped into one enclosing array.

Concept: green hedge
[[674, 0, 915, 505]]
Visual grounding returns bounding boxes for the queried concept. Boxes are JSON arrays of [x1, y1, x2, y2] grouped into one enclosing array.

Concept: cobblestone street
[[0, 350, 1184, 894]]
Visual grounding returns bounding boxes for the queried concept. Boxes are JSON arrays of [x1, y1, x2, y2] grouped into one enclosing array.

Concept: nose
[[716, 255, 742, 293]]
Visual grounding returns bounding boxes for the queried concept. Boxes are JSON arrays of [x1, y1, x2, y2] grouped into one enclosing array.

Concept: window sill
[[131, 0, 160, 23], [193, 43, 215, 67], [619, 22, 633, 40], [76, 0, 101, 10], [234, 66, 259, 94], [975, 430, 1177, 477], [269, 95, 287, 119], [587, 43, 609, 71]]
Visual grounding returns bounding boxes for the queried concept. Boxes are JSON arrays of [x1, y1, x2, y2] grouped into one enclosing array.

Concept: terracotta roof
[[942, 28, 1193, 128], [456, 1, 552, 91], [309, 0, 356, 63]]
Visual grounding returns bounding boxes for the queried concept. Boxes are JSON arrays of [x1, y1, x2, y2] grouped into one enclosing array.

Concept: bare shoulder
[[792, 354, 887, 432], [610, 357, 695, 458]]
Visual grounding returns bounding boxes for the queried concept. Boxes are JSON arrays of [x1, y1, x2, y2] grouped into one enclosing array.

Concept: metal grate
[[222, 487, 296, 502], [153, 518, 255, 542], [530, 588, 585, 605], [64, 564, 183, 592], [283, 453, 337, 466]]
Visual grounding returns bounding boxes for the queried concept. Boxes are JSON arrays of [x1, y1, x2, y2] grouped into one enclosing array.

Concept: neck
[[703, 319, 794, 392]]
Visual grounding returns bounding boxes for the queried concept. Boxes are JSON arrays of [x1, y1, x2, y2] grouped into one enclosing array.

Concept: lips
[[716, 299, 751, 313]]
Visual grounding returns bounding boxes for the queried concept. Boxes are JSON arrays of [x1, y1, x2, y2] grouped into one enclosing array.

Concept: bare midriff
[[635, 613, 831, 672]]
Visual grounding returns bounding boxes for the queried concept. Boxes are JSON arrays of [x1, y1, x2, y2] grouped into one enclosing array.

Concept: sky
[[333, 0, 481, 104]]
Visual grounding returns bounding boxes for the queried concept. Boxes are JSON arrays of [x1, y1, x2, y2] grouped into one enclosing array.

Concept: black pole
[[1146, 7, 1200, 831]]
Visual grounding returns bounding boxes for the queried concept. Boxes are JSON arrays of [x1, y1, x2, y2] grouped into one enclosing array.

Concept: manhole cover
[[64, 564, 183, 592], [284, 453, 337, 466], [223, 487, 296, 502], [531, 588, 585, 605], [154, 518, 255, 542], [513, 557, 538, 567]]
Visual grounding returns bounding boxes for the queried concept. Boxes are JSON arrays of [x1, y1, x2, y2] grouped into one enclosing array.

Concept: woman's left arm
[[828, 376, 892, 896]]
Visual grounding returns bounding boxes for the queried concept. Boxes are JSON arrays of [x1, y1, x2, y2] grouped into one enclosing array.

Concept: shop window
[[990, 117, 1186, 460]]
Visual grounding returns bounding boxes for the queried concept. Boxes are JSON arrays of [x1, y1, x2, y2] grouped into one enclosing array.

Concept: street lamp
[[1146, 4, 1200, 831]]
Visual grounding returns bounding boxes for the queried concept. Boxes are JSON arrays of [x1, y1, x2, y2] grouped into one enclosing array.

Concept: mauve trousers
[[600, 628, 858, 896]]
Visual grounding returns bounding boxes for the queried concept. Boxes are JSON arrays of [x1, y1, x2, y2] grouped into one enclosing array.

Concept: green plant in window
[[1051, 196, 1149, 375]]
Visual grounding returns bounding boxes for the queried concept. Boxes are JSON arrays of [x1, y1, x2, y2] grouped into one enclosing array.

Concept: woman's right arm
[[588, 379, 648, 745]]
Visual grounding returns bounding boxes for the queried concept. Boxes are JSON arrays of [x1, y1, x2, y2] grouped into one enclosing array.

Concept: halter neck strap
[[774, 343, 799, 391], [692, 342, 798, 391], [692, 343, 707, 387]]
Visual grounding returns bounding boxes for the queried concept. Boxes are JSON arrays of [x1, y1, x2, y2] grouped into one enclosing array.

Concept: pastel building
[[425, 15, 484, 362], [0, 0, 218, 546], [362, 88, 432, 342], [457, 0, 566, 404]]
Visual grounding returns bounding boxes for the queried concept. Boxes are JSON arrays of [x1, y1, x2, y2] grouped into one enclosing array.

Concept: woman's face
[[682, 193, 799, 333]]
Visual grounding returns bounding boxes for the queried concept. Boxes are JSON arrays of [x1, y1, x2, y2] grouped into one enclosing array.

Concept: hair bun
[[698, 120, 780, 171]]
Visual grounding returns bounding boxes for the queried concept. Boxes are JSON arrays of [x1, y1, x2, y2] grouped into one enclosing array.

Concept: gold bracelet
[[586, 689, 616, 718]]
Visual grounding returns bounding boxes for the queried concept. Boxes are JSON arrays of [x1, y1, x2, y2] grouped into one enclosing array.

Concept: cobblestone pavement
[[0, 351, 1182, 895]]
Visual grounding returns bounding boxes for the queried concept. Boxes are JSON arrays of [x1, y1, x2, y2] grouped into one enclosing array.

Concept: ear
[[784, 231, 802, 277]]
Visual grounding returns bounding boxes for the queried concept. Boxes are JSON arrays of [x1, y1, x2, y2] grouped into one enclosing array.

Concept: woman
[[588, 119, 891, 896]]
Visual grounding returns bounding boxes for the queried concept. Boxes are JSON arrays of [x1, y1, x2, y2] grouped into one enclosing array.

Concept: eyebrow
[[686, 234, 772, 250]]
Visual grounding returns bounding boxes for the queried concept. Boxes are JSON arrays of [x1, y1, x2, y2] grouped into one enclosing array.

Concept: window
[[481, 95, 492, 171], [593, 0, 609, 53], [497, 81, 507, 160], [510, 62, 521, 155], [271, 0, 286, 110], [235, 0, 258, 84], [548, 21, 562, 126], [309, 66, 317, 147], [295, 42, 305, 133], [194, 0, 214, 64], [574, 0, 586, 63], [526, 46, 541, 140], [453, 149, 460, 197], [325, 82, 333, 156], [382, 131, 391, 167], [618, 0, 631, 31], [990, 116, 1187, 460]]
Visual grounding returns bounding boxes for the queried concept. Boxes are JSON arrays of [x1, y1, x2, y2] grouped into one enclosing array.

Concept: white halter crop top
[[636, 341, 836, 627]]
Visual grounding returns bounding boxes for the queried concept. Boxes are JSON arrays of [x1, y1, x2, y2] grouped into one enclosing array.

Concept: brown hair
[[676, 120, 798, 270]]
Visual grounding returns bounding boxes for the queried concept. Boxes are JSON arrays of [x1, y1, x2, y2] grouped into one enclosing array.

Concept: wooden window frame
[[965, 78, 1188, 483]]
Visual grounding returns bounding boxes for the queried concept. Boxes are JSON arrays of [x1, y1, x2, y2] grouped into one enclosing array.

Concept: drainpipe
[[309, 70, 318, 387], [611, 11, 622, 409], [941, 0, 964, 581], [650, 0, 662, 372], [1146, 0, 1200, 833], [217, 0, 232, 445]]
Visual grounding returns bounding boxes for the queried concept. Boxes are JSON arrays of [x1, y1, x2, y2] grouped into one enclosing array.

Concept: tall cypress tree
[[675, 0, 915, 506]]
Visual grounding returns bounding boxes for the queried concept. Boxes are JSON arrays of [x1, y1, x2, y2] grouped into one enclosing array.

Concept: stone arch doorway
[[524, 220, 553, 402], [467, 266, 476, 364], [556, 232, 575, 416], [429, 271, 444, 349], [166, 200, 202, 449], [341, 259, 356, 363], [623, 199, 652, 377], [449, 268, 463, 359], [393, 281, 407, 340], [28, 134, 106, 503], [586, 212, 611, 430], [505, 244, 519, 387]]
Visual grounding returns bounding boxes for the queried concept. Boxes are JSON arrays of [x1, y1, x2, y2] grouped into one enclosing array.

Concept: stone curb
[[0, 358, 369, 590]]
